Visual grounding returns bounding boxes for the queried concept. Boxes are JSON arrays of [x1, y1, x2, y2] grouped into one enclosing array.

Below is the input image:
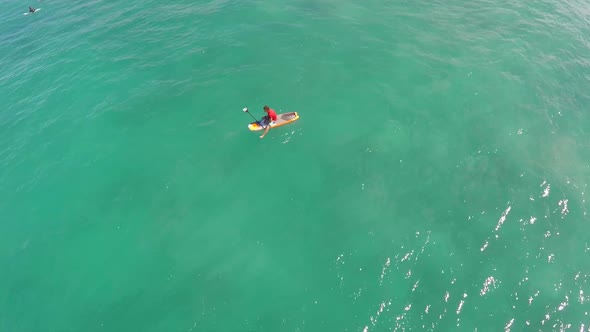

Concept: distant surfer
[[259, 105, 277, 139], [29, 6, 36, 13]]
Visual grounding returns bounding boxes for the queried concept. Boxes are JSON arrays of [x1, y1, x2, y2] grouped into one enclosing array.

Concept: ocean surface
[[2, 0, 590, 331]]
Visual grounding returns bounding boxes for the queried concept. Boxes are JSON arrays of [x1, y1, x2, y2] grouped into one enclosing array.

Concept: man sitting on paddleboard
[[29, 6, 36, 13], [259, 105, 277, 139]]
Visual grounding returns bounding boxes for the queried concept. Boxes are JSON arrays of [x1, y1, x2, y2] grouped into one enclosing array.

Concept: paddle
[[242, 107, 266, 129]]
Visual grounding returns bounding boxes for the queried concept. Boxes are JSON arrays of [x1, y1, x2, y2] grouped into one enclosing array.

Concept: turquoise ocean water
[[2, 0, 590, 330]]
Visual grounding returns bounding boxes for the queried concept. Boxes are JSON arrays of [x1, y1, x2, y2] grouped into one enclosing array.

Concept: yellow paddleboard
[[248, 112, 300, 131]]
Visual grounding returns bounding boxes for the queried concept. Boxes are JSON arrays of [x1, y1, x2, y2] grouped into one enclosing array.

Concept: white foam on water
[[495, 205, 512, 232], [541, 313, 550, 325], [393, 312, 407, 332], [412, 280, 420, 292], [379, 257, 390, 285], [558, 199, 569, 216], [480, 240, 489, 252], [505, 318, 515, 331], [456, 294, 467, 315], [542, 183, 551, 197], [335, 253, 345, 287], [400, 250, 414, 262], [480, 276, 498, 296], [353, 288, 363, 300], [558, 296, 569, 311], [416, 230, 431, 259], [369, 301, 390, 327]]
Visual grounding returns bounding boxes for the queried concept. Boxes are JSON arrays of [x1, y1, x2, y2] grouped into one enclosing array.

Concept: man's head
[[263, 105, 269, 112]]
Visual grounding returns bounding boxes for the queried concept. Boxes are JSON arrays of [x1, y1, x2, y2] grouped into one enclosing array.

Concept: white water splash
[[558, 199, 569, 216], [480, 276, 498, 296], [480, 240, 489, 252], [369, 301, 390, 326], [444, 291, 450, 302], [542, 183, 551, 197], [417, 231, 431, 258], [495, 205, 512, 232], [400, 251, 414, 262], [353, 288, 363, 300], [505, 318, 515, 331], [335, 254, 345, 287], [186, 321, 197, 332], [393, 312, 407, 332], [456, 294, 467, 314], [529, 216, 537, 224], [412, 280, 420, 292], [558, 296, 569, 311], [379, 257, 391, 285], [438, 308, 448, 321]]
